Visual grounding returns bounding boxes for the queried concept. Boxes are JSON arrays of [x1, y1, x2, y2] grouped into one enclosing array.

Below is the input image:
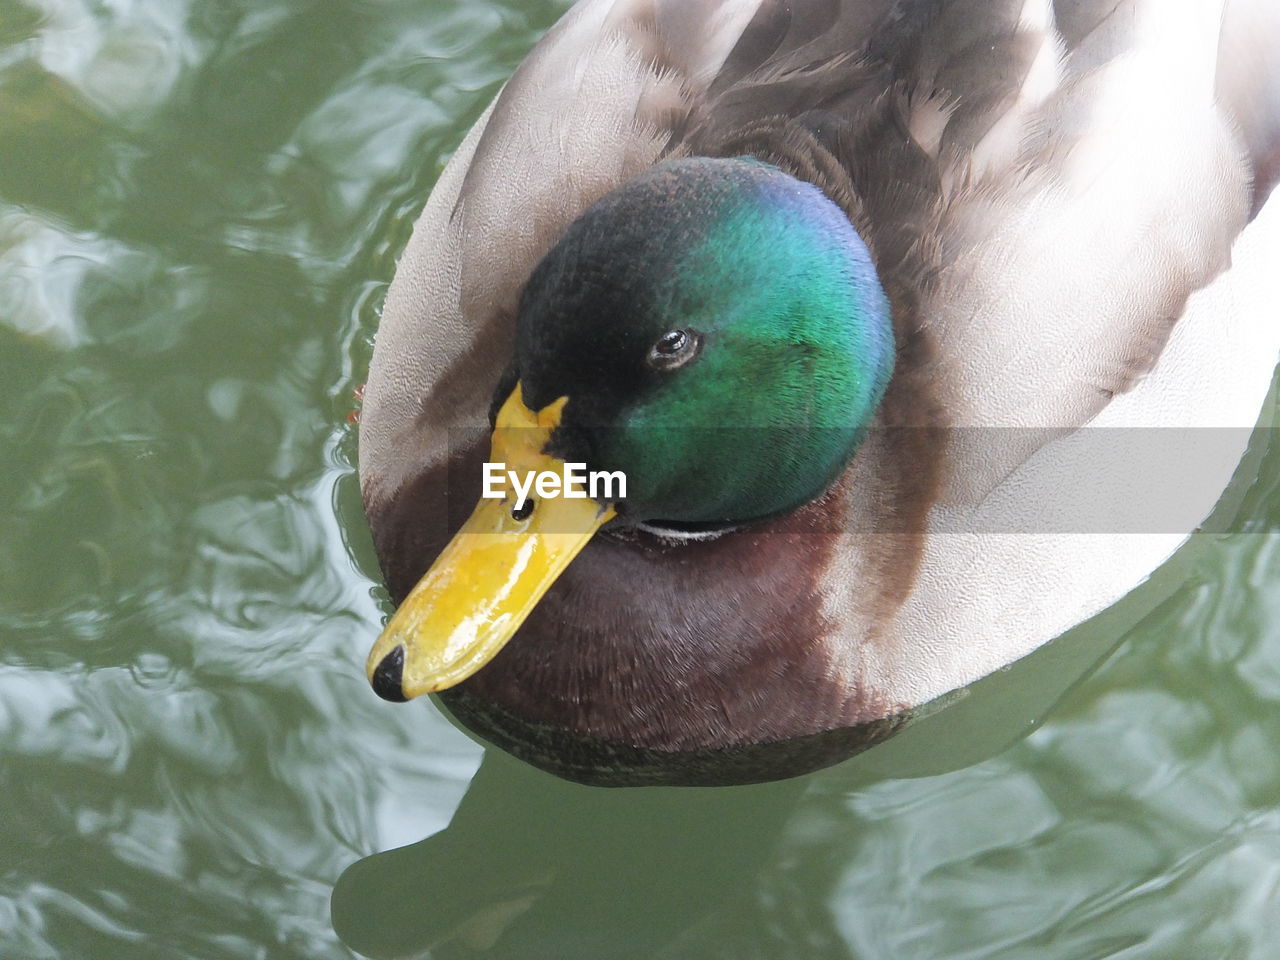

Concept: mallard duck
[[357, 0, 1280, 786]]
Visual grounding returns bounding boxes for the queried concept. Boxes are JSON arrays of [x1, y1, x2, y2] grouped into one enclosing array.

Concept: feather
[[1219, 0, 1280, 216]]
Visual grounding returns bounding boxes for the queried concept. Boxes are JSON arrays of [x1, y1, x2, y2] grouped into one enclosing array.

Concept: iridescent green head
[[511, 157, 895, 527], [364, 158, 897, 702]]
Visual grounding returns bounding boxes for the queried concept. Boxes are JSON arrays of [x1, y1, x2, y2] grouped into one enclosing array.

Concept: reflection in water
[[4, 1, 1280, 958], [334, 753, 807, 960]]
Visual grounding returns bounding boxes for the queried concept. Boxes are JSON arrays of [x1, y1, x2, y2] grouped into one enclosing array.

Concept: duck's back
[[359, 0, 1280, 781]]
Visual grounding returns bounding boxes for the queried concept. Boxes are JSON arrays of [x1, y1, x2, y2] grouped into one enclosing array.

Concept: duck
[[356, 0, 1280, 787]]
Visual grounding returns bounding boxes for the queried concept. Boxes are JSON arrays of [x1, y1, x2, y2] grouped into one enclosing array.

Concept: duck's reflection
[[333, 750, 808, 959], [331, 541, 1194, 960]]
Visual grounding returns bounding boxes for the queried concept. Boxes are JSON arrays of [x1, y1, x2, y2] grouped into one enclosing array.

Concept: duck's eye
[[512, 499, 535, 522], [648, 329, 701, 370]]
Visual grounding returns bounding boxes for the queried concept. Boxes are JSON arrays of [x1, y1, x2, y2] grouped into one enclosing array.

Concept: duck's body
[[359, 0, 1280, 785]]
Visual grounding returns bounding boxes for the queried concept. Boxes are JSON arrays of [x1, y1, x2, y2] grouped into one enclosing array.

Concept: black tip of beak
[[371, 646, 409, 703]]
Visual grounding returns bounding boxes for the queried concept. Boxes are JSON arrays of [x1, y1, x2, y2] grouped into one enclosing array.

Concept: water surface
[[3, 2, 1280, 958]]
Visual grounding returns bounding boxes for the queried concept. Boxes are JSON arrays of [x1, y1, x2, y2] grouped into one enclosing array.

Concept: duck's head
[[366, 157, 894, 702]]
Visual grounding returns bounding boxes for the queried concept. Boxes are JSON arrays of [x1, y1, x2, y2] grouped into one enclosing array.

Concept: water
[[3, 2, 1280, 957]]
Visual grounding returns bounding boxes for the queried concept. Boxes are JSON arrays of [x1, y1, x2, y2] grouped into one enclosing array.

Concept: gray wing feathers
[[1219, 0, 1280, 216], [907, 1, 1254, 501]]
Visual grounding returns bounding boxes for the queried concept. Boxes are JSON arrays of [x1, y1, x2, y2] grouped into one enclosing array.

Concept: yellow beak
[[366, 385, 616, 701]]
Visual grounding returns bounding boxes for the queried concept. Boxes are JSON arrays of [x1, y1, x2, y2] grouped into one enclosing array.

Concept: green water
[[4, 2, 1280, 958]]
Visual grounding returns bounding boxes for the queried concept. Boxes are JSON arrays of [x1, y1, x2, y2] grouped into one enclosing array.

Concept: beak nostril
[[371, 646, 409, 703]]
